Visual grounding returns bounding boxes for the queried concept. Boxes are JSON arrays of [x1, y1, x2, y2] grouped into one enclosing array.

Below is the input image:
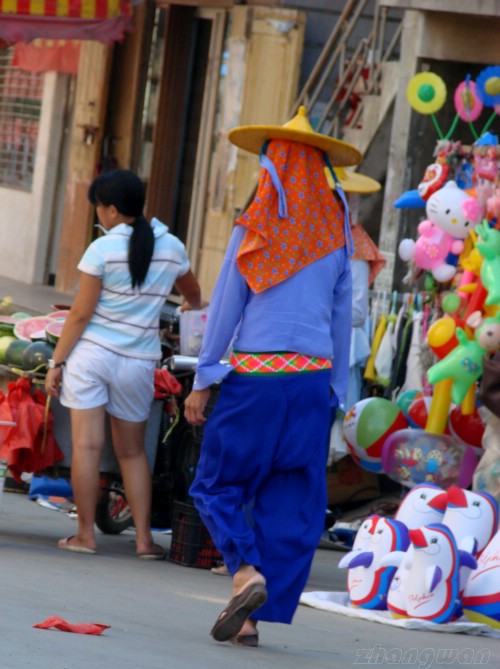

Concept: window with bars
[[0, 48, 44, 191]]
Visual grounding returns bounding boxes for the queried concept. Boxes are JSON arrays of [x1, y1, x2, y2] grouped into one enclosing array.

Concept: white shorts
[[59, 339, 156, 422]]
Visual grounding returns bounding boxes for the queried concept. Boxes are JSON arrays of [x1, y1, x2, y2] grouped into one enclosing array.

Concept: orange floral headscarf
[[235, 139, 347, 293], [350, 224, 386, 285]]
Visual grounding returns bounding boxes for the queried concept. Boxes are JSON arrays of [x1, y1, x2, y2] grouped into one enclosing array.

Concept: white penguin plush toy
[[380, 483, 448, 617], [442, 485, 499, 557], [339, 516, 409, 610], [394, 483, 448, 529], [463, 529, 500, 629], [442, 486, 499, 618], [405, 524, 476, 623]]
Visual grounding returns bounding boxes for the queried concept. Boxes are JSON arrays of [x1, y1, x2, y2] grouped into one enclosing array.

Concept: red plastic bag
[[2, 378, 63, 482], [0, 389, 16, 459], [154, 367, 182, 399]]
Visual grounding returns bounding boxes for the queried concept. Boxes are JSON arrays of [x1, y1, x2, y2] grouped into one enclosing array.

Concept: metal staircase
[[292, 0, 405, 159]]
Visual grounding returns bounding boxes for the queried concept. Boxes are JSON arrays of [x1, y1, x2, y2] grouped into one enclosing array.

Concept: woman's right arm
[[175, 270, 202, 309]]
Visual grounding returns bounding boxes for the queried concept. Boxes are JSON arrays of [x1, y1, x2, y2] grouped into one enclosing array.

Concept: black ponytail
[[88, 170, 155, 288], [128, 214, 155, 288]]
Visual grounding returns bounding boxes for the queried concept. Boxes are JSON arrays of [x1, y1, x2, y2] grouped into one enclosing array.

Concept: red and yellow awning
[[0, 0, 133, 44], [0, 0, 131, 20]]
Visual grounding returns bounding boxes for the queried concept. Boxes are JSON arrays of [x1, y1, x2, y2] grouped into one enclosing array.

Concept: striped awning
[[0, 0, 133, 44]]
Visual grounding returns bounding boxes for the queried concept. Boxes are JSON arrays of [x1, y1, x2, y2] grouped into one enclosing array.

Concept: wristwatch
[[48, 359, 65, 369]]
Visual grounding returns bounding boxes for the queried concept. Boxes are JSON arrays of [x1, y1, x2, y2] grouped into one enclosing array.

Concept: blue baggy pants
[[190, 370, 330, 623]]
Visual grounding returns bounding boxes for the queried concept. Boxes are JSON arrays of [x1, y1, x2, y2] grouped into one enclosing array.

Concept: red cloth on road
[[33, 616, 110, 635]]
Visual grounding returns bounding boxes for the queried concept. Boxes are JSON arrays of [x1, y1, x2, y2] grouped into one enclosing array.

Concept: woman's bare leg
[[110, 415, 160, 556], [60, 407, 106, 551]]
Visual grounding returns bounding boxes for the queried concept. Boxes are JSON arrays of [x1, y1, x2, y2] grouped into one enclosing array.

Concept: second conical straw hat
[[325, 167, 381, 193]]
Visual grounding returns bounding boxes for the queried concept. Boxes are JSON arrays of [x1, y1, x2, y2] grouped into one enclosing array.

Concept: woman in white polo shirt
[[45, 170, 202, 557]]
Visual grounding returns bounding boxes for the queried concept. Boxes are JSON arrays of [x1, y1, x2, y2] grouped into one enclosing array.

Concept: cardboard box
[[327, 454, 380, 506]]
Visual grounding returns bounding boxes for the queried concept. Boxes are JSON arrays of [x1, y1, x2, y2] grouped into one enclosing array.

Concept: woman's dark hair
[[88, 170, 154, 288]]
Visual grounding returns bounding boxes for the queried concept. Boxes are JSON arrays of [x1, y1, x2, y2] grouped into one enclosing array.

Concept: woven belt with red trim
[[229, 351, 332, 375]]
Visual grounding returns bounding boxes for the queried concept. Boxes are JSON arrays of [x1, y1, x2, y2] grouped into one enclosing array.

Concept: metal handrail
[[292, 0, 363, 113], [290, 0, 404, 142], [321, 36, 373, 135], [346, 17, 403, 130]]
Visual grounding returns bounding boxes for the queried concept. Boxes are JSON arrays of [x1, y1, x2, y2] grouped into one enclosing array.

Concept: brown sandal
[[210, 579, 267, 642], [232, 633, 259, 647]]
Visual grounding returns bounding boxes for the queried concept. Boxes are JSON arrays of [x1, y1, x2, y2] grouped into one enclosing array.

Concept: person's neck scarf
[[235, 139, 348, 293], [351, 223, 386, 285]]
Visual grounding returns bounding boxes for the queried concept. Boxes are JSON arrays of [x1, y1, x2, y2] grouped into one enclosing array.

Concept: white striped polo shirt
[[78, 217, 189, 359]]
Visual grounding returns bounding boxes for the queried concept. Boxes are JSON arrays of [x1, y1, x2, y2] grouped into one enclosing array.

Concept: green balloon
[[442, 292, 461, 314], [396, 389, 418, 415], [424, 272, 436, 292], [418, 83, 435, 102]]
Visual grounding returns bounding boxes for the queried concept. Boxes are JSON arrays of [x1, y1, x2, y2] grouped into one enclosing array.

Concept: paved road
[[1, 491, 498, 669]]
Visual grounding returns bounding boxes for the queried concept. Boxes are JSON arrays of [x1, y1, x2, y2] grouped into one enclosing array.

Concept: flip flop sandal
[[58, 536, 96, 554], [232, 633, 259, 647], [211, 580, 267, 642], [137, 548, 167, 561]]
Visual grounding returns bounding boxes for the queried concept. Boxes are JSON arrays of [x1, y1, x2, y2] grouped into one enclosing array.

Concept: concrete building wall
[[0, 72, 66, 284]]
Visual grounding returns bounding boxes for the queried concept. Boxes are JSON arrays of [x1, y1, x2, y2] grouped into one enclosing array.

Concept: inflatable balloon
[[343, 398, 408, 473], [394, 483, 447, 529], [426, 313, 500, 405], [395, 389, 422, 417], [405, 524, 476, 623], [381, 429, 478, 489], [441, 292, 462, 315], [475, 220, 500, 305], [427, 316, 458, 359], [398, 181, 483, 283], [338, 516, 409, 610], [393, 189, 426, 209], [407, 396, 435, 430], [443, 486, 498, 557], [463, 530, 500, 628], [448, 405, 485, 451], [380, 486, 448, 619], [417, 162, 450, 200]]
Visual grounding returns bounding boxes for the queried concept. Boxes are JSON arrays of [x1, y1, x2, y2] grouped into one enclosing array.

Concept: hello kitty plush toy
[[399, 181, 483, 283]]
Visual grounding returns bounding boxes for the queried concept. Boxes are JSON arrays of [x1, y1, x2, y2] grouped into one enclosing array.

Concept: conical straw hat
[[324, 166, 381, 193], [228, 106, 362, 168]]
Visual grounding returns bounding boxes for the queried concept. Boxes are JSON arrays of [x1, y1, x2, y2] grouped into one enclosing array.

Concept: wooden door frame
[[185, 7, 226, 273], [145, 4, 197, 225]]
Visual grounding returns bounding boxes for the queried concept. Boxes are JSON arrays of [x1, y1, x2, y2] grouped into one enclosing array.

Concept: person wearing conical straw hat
[[325, 167, 386, 410], [184, 106, 361, 646]]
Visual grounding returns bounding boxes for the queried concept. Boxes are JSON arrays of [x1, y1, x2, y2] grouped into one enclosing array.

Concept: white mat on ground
[[299, 591, 500, 637]]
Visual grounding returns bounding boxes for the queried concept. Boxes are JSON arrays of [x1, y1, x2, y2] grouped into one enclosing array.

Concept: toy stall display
[[338, 485, 500, 626], [337, 68, 500, 632], [343, 66, 500, 512]]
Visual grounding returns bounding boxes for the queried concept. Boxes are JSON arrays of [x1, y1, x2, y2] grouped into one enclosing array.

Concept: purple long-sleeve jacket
[[192, 224, 352, 410]]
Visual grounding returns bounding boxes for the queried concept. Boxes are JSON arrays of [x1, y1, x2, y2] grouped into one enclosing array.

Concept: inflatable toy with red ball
[[448, 405, 485, 452], [343, 398, 408, 473], [407, 395, 434, 429]]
